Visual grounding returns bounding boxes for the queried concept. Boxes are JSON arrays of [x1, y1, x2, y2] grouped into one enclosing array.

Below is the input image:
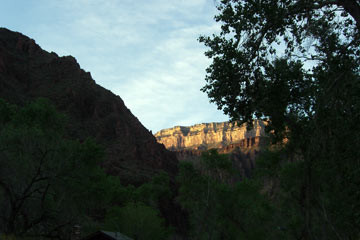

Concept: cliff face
[[155, 120, 266, 151], [0, 28, 178, 184], [155, 121, 268, 179]]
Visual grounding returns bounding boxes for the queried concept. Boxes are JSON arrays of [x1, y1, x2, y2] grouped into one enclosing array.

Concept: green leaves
[[0, 98, 106, 239], [177, 151, 279, 240], [102, 172, 173, 240], [200, 0, 359, 133], [104, 202, 169, 240], [200, 1, 360, 238]]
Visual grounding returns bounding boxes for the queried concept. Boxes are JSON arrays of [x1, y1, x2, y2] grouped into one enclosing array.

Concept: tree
[[102, 172, 172, 240], [177, 161, 221, 239], [201, 149, 233, 183], [177, 151, 279, 240], [200, 1, 360, 239], [200, 0, 359, 133], [0, 98, 106, 239], [104, 202, 169, 240]]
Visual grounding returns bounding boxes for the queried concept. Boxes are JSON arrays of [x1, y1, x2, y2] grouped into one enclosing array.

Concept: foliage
[[0, 98, 173, 239], [0, 234, 16, 240], [177, 150, 280, 240], [201, 149, 233, 180], [200, 0, 359, 133], [199, 1, 360, 239], [104, 202, 169, 240], [0, 98, 107, 239], [131, 171, 172, 208], [103, 172, 172, 240]]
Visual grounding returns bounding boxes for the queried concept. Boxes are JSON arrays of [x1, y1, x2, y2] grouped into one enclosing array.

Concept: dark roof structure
[[82, 231, 133, 240]]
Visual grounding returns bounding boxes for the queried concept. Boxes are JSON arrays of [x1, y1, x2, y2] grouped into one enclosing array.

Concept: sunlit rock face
[[154, 120, 266, 151], [156, 120, 268, 180]]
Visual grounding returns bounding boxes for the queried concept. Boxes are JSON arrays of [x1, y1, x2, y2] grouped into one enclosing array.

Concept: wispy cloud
[[116, 22, 227, 132], [0, 0, 228, 132]]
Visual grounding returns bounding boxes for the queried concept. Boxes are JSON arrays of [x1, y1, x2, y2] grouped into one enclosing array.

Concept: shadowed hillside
[[0, 28, 178, 184]]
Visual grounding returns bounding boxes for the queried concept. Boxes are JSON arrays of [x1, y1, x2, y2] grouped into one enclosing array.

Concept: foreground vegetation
[[0, 99, 171, 240], [0, 92, 359, 240], [1, 1, 360, 239], [196, 0, 360, 239]]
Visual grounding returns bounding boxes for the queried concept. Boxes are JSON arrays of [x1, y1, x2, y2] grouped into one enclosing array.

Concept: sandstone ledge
[[154, 120, 267, 151]]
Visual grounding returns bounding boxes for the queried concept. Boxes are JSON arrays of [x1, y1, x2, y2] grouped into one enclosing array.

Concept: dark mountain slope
[[0, 28, 178, 184]]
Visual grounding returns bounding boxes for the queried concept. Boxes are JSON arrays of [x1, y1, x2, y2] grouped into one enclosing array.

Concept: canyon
[[0, 28, 178, 185], [155, 120, 269, 178], [155, 120, 267, 151]]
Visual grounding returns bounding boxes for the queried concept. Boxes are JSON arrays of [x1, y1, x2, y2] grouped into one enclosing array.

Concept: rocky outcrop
[[155, 120, 266, 151], [0, 28, 178, 184], [156, 121, 269, 181]]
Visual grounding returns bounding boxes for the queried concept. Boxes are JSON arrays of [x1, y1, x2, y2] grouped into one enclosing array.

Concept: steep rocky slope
[[0, 28, 178, 184], [155, 120, 266, 150]]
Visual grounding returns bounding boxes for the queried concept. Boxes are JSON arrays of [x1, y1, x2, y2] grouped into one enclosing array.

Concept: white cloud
[[0, 0, 228, 132]]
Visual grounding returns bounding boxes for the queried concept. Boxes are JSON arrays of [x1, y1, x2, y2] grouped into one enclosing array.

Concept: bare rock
[[155, 120, 267, 151]]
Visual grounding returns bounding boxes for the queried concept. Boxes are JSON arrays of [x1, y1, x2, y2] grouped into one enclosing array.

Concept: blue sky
[[0, 0, 229, 133]]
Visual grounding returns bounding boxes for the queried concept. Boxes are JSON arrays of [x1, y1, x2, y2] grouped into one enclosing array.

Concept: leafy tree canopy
[[200, 0, 360, 139], [104, 202, 169, 240], [200, 1, 360, 239], [0, 98, 107, 239], [103, 172, 173, 240], [177, 152, 279, 240]]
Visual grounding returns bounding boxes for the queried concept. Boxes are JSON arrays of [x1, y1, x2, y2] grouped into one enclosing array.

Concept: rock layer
[[155, 120, 266, 151], [156, 121, 268, 180], [0, 28, 178, 184]]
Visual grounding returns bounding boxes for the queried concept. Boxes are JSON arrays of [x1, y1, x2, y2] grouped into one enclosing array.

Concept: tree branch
[[339, 0, 360, 28]]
